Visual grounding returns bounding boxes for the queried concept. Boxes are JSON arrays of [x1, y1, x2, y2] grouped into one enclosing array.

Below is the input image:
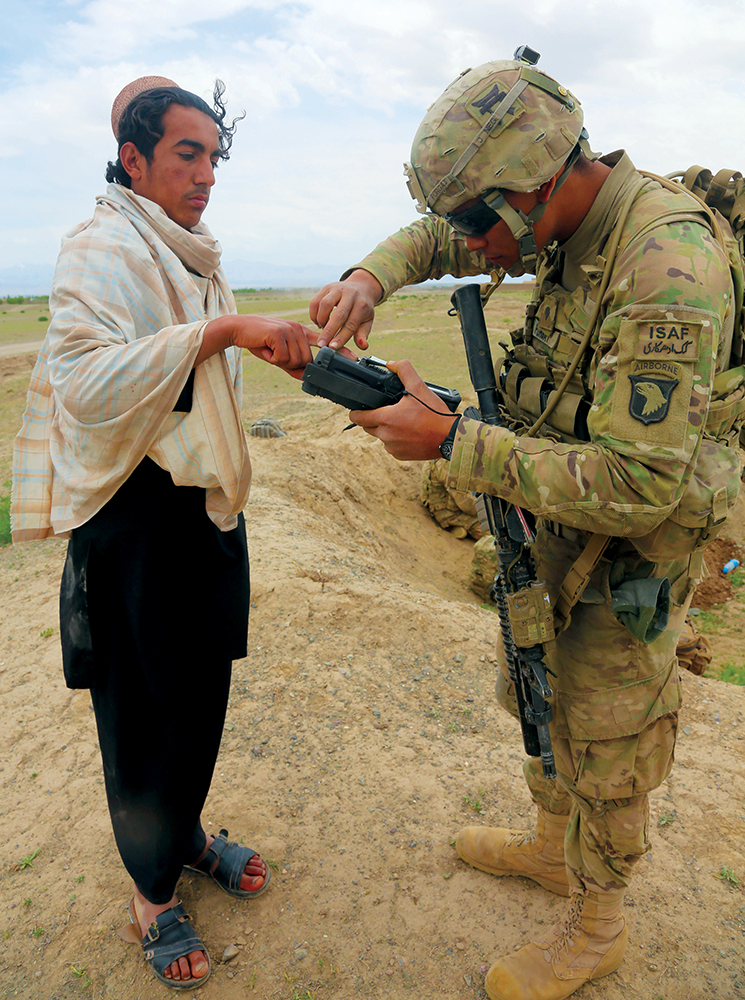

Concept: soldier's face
[[454, 189, 545, 270], [126, 104, 221, 230]]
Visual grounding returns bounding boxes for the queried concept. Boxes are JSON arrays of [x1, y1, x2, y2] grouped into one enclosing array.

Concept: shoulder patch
[[628, 375, 679, 424], [636, 320, 700, 361], [610, 323, 697, 450]]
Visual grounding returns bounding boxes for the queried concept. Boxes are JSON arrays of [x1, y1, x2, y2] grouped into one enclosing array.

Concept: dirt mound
[[1, 405, 744, 1000], [694, 536, 744, 611]]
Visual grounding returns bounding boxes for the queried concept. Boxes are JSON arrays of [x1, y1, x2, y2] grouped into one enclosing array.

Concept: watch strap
[[439, 416, 461, 460]]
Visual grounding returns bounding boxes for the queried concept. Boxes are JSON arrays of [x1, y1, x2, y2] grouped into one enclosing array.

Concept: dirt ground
[[2, 399, 745, 1000]]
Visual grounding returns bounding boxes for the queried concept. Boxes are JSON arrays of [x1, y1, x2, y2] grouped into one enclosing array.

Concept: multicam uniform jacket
[[348, 152, 743, 563]]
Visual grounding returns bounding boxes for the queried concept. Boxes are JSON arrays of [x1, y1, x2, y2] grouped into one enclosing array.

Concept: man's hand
[[309, 269, 383, 351], [198, 314, 324, 380], [350, 359, 459, 461]]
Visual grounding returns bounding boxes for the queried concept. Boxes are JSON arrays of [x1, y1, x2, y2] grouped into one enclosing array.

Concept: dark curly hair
[[106, 79, 244, 187]]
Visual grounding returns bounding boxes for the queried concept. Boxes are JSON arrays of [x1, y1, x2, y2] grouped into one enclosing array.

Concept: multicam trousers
[[495, 524, 701, 894]]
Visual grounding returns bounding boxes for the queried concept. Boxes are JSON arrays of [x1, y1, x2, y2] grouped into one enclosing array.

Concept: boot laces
[[506, 829, 536, 848], [543, 895, 585, 960]]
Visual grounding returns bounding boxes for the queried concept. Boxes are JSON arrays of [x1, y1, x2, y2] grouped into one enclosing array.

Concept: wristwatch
[[438, 416, 461, 460]]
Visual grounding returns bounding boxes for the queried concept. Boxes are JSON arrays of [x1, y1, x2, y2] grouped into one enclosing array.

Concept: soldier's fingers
[[386, 358, 427, 391], [328, 301, 374, 349], [308, 287, 325, 327], [309, 284, 342, 328], [348, 407, 381, 429], [352, 325, 371, 351]]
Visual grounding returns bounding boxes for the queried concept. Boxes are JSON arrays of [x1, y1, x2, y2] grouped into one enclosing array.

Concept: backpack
[[671, 167, 745, 370]]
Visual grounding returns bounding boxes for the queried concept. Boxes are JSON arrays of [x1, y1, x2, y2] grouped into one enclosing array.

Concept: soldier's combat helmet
[[404, 46, 596, 275]]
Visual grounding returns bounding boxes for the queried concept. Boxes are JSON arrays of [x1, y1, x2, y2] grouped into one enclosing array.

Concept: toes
[[189, 949, 209, 978], [164, 951, 207, 982], [241, 857, 267, 892]]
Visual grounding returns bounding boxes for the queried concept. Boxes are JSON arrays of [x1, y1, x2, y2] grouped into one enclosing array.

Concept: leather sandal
[[118, 900, 211, 990], [184, 827, 271, 899]]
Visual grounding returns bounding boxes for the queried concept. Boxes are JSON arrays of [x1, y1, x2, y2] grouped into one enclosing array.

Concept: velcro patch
[[636, 320, 700, 361], [628, 375, 679, 424], [610, 355, 692, 450]]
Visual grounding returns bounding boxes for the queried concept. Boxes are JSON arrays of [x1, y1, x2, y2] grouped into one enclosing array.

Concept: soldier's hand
[[309, 269, 383, 351], [349, 359, 458, 461]]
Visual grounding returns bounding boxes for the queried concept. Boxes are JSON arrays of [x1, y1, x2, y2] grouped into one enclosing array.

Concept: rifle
[[450, 283, 556, 779]]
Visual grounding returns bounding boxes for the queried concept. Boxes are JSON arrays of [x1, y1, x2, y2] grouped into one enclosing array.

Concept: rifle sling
[[553, 531, 612, 634]]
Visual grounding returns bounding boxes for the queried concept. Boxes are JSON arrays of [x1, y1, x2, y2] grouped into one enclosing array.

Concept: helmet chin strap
[[487, 140, 585, 275]]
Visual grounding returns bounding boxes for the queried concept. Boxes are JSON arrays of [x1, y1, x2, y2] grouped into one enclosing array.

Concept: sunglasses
[[443, 190, 507, 236]]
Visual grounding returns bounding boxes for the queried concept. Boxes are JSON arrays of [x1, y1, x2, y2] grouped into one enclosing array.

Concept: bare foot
[[132, 889, 209, 983], [197, 833, 269, 893]]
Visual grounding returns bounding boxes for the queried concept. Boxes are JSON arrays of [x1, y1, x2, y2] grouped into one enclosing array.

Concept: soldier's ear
[[537, 172, 561, 203]]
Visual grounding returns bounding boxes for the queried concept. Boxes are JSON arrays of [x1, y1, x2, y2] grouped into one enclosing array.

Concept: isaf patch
[[628, 375, 679, 424], [636, 321, 700, 361]]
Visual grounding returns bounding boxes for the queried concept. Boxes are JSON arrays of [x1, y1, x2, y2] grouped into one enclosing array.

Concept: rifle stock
[[450, 283, 556, 779]]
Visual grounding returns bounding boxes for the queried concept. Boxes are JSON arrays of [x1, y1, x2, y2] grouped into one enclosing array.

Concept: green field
[[236, 285, 530, 426], [0, 295, 50, 347], [3, 284, 745, 685], [0, 283, 531, 540]]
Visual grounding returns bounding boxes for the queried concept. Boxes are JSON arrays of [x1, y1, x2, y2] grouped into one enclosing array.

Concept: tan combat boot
[[455, 808, 570, 896], [485, 890, 628, 1000]]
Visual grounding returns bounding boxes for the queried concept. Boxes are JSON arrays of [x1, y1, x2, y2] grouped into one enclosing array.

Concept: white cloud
[[2, 0, 745, 275], [54, 0, 257, 62]]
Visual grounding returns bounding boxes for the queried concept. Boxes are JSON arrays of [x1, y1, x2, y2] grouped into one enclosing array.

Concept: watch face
[[439, 417, 459, 460]]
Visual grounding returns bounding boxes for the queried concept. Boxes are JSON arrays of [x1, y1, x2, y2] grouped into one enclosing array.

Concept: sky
[[2, 0, 745, 290]]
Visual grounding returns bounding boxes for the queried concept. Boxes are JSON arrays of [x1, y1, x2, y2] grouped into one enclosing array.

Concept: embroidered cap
[[111, 75, 179, 140]]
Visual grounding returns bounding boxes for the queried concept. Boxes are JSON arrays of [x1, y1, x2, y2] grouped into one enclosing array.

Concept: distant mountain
[[222, 260, 492, 291], [0, 260, 346, 296], [0, 259, 502, 298], [0, 264, 55, 297], [222, 259, 347, 289]]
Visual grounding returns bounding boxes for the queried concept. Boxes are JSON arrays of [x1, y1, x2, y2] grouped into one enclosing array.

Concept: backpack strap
[[640, 170, 727, 246]]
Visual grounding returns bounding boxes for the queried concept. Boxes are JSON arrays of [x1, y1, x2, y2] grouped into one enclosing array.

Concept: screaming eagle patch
[[628, 375, 679, 424]]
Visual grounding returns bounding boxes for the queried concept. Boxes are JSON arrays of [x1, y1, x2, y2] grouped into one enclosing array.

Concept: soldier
[[309, 53, 744, 1000]]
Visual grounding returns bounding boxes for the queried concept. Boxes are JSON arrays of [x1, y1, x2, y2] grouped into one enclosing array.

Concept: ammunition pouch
[[611, 576, 671, 644], [506, 581, 556, 649], [498, 347, 591, 442]]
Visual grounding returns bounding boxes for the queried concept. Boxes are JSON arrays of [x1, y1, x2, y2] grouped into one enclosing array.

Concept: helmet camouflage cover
[[405, 59, 586, 217]]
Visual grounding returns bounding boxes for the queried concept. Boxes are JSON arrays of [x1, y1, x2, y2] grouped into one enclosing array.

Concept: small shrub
[[716, 865, 741, 888], [719, 663, 745, 686], [20, 849, 40, 869], [0, 489, 11, 547], [463, 791, 485, 814], [697, 610, 722, 634]]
